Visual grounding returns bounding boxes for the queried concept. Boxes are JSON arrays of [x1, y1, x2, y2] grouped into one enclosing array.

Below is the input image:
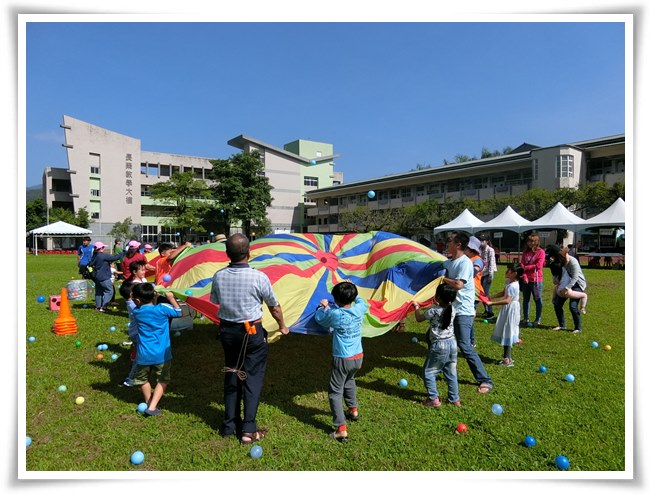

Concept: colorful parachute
[[156, 232, 447, 342]]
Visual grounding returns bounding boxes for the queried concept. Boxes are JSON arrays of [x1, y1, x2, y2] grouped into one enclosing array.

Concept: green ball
[[75, 341, 81, 347], [483, 319, 488, 324]]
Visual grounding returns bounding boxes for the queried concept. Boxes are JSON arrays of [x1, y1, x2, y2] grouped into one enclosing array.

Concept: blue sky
[[25, 21, 625, 187]]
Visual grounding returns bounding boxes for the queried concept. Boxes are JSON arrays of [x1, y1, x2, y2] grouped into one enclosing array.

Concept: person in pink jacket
[[520, 234, 546, 327]]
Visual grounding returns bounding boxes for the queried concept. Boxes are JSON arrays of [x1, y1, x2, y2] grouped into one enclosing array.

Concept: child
[[110, 262, 123, 283], [484, 263, 523, 367], [128, 260, 148, 284], [119, 281, 138, 387], [315, 281, 369, 442], [154, 242, 192, 285], [130, 283, 182, 416], [550, 260, 588, 314], [413, 283, 460, 408]]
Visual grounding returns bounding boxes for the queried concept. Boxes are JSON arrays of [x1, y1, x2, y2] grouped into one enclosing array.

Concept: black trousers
[[219, 320, 268, 435]]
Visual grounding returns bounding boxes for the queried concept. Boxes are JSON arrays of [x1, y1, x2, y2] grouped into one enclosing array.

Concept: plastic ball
[[564, 374, 576, 383], [538, 365, 547, 373], [524, 435, 536, 447], [250, 445, 263, 459], [130, 450, 145, 465], [399, 378, 408, 388], [96, 354, 104, 360], [137, 402, 148, 413], [491, 403, 504, 415], [28, 336, 36, 343], [162, 274, 172, 283], [109, 326, 116, 332], [411, 337, 418, 344], [83, 304, 88, 308], [36, 295, 46, 303], [57, 385, 67, 392], [367, 190, 376, 199], [456, 423, 468, 433], [75, 341, 81, 347], [111, 354, 118, 360], [75, 396, 85, 405], [174, 331, 181, 337], [527, 322, 533, 328], [184, 289, 193, 296], [554, 455, 570, 470], [483, 319, 488, 324], [591, 341, 599, 348], [309, 159, 316, 165], [604, 345, 612, 351], [26, 436, 32, 447], [101, 344, 109, 351]]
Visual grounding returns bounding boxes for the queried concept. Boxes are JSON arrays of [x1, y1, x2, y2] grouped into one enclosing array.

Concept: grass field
[[23, 254, 627, 473]]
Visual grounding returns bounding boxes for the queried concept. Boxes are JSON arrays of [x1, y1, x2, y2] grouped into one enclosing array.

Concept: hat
[[144, 244, 153, 249], [467, 236, 481, 253], [94, 241, 107, 250], [477, 234, 489, 242], [546, 244, 561, 257], [215, 234, 227, 243], [128, 240, 141, 249]]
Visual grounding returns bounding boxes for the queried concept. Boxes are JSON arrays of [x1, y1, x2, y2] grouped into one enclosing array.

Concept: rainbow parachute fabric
[[156, 232, 447, 342]]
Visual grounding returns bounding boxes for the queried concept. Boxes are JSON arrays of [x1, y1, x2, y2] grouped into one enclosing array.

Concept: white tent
[[27, 221, 92, 256], [433, 208, 485, 234], [581, 198, 625, 228], [478, 205, 533, 233], [527, 202, 586, 230]]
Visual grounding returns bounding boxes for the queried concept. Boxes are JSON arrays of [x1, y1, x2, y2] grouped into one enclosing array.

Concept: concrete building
[[42, 116, 342, 247], [303, 134, 625, 241]]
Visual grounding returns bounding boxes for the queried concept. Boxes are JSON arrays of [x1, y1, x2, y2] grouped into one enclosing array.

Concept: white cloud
[[32, 131, 62, 143]]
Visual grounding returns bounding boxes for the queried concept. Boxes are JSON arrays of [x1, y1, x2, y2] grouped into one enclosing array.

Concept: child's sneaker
[[499, 358, 515, 367], [122, 378, 133, 387], [329, 427, 349, 442], [345, 408, 360, 422], [422, 397, 442, 408], [447, 399, 462, 406]]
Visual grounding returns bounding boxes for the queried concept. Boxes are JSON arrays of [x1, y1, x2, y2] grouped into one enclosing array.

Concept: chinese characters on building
[[125, 153, 133, 204]]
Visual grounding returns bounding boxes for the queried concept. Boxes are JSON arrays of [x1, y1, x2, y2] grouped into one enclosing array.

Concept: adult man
[[210, 233, 288, 443], [77, 236, 94, 277], [478, 234, 497, 319], [442, 231, 494, 394]]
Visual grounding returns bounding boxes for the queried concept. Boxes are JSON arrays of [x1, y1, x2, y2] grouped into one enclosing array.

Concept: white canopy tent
[[478, 205, 532, 233], [527, 202, 587, 230], [433, 208, 485, 235], [28, 221, 92, 256], [581, 198, 625, 228]]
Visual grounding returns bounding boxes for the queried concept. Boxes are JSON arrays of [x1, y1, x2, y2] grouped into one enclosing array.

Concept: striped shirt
[[210, 263, 279, 322]]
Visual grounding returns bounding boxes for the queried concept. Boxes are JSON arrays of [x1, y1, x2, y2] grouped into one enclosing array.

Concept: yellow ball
[[75, 396, 85, 405], [604, 345, 612, 351]]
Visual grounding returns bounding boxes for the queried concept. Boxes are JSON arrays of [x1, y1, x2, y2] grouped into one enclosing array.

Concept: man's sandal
[[240, 429, 267, 444], [477, 383, 493, 394]]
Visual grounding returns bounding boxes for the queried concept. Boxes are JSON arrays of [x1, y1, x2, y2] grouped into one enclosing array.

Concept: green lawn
[[23, 254, 627, 473]]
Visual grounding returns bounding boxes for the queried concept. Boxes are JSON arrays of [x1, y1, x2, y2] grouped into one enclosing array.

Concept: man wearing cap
[[478, 235, 497, 319], [77, 236, 94, 277], [88, 242, 122, 312], [442, 231, 494, 394], [210, 233, 289, 443]]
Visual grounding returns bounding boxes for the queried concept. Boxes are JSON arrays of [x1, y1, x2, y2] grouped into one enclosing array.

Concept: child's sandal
[[240, 429, 267, 444]]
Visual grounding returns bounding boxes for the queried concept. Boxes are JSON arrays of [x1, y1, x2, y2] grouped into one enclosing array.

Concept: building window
[[390, 189, 399, 199], [91, 212, 100, 219], [304, 176, 319, 187], [141, 185, 151, 197], [90, 189, 101, 197], [147, 164, 159, 177], [160, 165, 170, 177], [193, 168, 203, 179], [532, 159, 539, 180], [316, 151, 322, 157], [140, 164, 148, 175], [556, 155, 574, 178], [90, 166, 100, 175], [400, 187, 412, 198]]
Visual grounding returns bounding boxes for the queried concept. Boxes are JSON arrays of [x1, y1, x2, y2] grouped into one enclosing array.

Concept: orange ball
[[456, 423, 468, 433], [604, 345, 612, 351], [96, 353, 104, 360]]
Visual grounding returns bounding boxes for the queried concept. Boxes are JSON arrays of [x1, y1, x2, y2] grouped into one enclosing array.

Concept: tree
[[149, 171, 212, 241], [75, 207, 90, 229], [26, 198, 46, 231], [207, 152, 273, 237], [109, 217, 136, 244]]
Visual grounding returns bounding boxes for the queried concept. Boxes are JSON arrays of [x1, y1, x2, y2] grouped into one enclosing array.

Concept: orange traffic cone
[[52, 287, 78, 335]]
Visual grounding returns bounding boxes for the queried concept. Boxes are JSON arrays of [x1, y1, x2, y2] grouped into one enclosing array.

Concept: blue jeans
[[521, 281, 543, 323], [95, 278, 114, 308], [454, 315, 493, 386], [423, 337, 459, 402], [553, 285, 583, 331], [481, 274, 494, 316]]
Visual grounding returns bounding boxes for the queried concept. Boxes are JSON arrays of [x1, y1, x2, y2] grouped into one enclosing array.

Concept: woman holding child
[[546, 244, 587, 334]]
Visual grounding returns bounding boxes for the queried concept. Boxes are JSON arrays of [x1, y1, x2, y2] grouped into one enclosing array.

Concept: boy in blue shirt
[[315, 281, 368, 442], [131, 283, 182, 416]]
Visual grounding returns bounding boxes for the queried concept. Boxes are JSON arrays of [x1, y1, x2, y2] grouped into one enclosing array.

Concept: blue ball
[[109, 326, 116, 332], [527, 322, 533, 328], [26, 436, 32, 447], [309, 159, 316, 165], [130, 450, 145, 465], [57, 385, 67, 392], [37, 295, 46, 303], [591, 341, 599, 348], [184, 289, 193, 296], [111, 354, 118, 360], [367, 190, 376, 199], [491, 403, 504, 415], [565, 374, 576, 383], [538, 365, 547, 373], [524, 435, 537, 447], [250, 445, 263, 459], [162, 274, 172, 283], [137, 402, 148, 413], [555, 455, 570, 470], [399, 378, 408, 388], [411, 337, 418, 344], [28, 336, 36, 343]]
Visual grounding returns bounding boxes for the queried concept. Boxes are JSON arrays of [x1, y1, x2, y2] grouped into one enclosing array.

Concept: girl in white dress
[[484, 263, 524, 367]]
